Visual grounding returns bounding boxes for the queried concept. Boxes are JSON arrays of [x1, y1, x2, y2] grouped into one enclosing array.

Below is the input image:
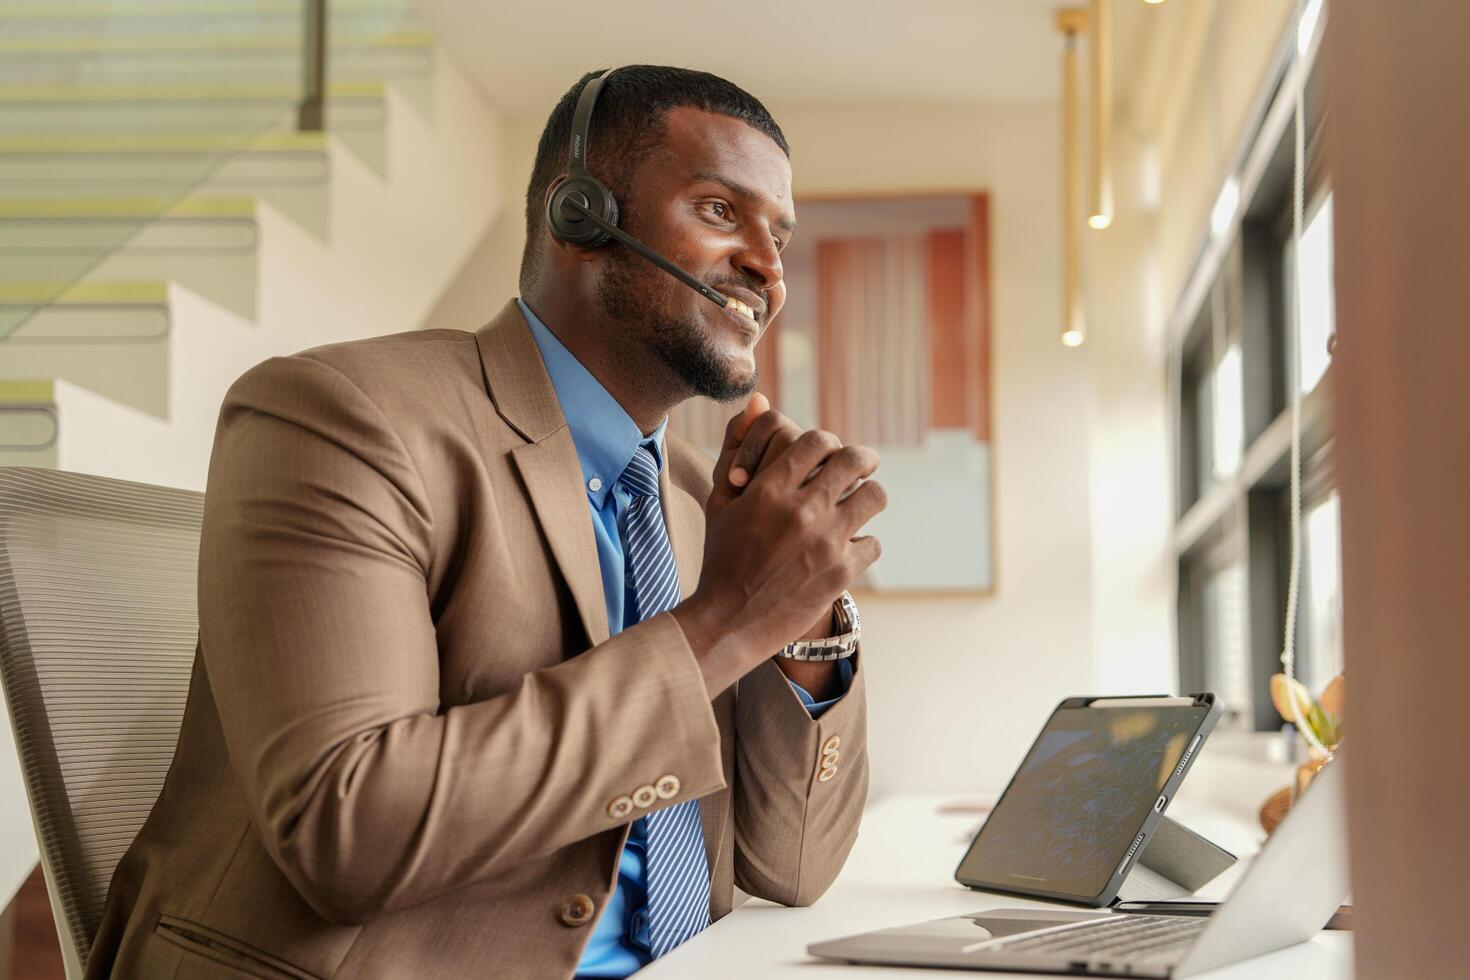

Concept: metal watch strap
[[775, 590, 860, 661]]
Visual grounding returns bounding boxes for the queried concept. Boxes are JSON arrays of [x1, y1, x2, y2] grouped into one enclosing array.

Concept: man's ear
[[543, 176, 600, 264]]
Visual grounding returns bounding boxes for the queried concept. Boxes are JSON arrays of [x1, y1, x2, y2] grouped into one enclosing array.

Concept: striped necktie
[[619, 444, 712, 958]]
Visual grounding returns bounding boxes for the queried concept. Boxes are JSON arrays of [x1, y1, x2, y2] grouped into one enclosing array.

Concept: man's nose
[[734, 234, 783, 292]]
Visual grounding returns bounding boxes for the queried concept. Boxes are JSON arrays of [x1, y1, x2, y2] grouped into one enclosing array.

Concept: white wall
[[1083, 131, 1176, 696], [423, 103, 1107, 796], [1128, 0, 1294, 303], [421, 113, 541, 333]]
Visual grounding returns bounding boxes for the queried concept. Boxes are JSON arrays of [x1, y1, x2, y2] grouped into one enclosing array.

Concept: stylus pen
[[1113, 901, 1216, 916], [1114, 901, 1353, 931]]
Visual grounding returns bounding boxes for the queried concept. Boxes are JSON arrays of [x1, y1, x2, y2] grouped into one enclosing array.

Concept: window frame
[[1168, 10, 1339, 730]]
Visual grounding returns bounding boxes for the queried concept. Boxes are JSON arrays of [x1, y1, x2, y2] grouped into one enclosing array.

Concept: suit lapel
[[480, 303, 732, 878], [511, 434, 610, 647], [478, 303, 609, 647]]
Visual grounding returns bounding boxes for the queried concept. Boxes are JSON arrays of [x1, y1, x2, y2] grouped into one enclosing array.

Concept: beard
[[595, 239, 759, 404]]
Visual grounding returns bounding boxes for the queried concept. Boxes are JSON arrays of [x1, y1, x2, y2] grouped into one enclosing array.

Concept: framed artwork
[[672, 192, 995, 594]]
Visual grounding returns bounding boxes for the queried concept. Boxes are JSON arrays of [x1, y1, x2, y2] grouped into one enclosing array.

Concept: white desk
[[643, 739, 1353, 978]]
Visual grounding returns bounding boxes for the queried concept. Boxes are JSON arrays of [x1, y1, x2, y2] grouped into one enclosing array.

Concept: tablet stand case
[[1113, 814, 1237, 903]]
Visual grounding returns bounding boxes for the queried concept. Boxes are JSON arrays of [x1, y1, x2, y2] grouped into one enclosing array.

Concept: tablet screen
[[956, 702, 1209, 902]]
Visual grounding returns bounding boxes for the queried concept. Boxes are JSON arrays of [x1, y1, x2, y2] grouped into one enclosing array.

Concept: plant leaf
[[1319, 674, 1346, 718], [1271, 673, 1315, 723]]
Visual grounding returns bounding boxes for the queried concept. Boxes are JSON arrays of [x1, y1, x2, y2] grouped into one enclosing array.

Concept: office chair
[[0, 467, 203, 979]]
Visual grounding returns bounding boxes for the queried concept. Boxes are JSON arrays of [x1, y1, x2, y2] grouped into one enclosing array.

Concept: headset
[[545, 68, 732, 311]]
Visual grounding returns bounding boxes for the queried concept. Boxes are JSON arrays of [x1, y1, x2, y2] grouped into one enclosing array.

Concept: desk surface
[[642, 740, 1354, 979]]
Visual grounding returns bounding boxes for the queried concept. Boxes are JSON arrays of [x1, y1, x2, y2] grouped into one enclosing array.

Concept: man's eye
[[706, 201, 729, 219]]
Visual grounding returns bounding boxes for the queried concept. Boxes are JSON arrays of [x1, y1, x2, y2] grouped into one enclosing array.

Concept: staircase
[[0, 0, 506, 489], [0, 0, 509, 913]]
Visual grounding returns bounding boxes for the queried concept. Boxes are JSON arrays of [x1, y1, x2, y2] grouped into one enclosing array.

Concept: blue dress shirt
[[517, 300, 852, 977]]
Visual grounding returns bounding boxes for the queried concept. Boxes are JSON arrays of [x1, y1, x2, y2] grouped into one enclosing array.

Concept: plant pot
[[1293, 751, 1332, 801]]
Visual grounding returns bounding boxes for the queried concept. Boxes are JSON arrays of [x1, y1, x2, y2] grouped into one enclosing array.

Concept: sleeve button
[[817, 766, 837, 783], [607, 796, 634, 819], [822, 735, 841, 754], [632, 784, 658, 808], [655, 774, 681, 799], [559, 893, 597, 927]]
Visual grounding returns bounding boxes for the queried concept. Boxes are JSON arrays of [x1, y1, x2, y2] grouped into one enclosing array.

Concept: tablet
[[954, 694, 1222, 907]]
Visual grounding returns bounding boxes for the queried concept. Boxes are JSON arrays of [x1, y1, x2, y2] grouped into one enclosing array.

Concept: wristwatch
[[775, 590, 861, 661]]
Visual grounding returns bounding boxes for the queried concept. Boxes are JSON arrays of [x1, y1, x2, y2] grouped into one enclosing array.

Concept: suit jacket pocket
[[154, 914, 323, 980]]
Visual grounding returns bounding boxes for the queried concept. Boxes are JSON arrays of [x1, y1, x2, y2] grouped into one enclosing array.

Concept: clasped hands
[[673, 393, 886, 698]]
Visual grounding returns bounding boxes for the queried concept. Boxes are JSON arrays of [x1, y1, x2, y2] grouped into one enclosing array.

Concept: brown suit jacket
[[86, 300, 868, 979]]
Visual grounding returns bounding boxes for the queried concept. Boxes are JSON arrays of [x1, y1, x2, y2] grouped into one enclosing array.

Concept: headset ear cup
[[548, 175, 619, 248], [605, 193, 619, 237]]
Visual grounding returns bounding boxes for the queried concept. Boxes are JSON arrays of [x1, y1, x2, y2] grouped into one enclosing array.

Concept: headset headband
[[568, 68, 616, 177]]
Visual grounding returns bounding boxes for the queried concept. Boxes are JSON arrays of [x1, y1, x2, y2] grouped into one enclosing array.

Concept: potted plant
[[1258, 673, 1344, 833]]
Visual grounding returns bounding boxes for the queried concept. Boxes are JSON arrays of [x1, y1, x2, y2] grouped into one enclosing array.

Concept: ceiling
[[415, 0, 1151, 117]]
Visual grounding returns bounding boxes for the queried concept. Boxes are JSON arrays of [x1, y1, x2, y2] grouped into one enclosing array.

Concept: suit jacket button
[[821, 749, 840, 768], [822, 735, 841, 754], [607, 796, 634, 819], [655, 774, 681, 799], [632, 784, 658, 808], [559, 894, 596, 927], [817, 766, 837, 783]]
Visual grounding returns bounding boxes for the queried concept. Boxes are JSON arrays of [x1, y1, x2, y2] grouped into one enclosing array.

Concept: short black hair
[[519, 65, 790, 292]]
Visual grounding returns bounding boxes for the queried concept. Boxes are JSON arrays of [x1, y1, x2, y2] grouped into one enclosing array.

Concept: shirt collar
[[519, 298, 667, 508]]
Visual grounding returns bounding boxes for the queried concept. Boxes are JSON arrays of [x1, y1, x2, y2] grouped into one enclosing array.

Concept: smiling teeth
[[728, 299, 757, 321]]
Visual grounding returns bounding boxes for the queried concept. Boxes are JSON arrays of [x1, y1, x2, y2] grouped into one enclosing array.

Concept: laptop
[[808, 748, 1348, 977]]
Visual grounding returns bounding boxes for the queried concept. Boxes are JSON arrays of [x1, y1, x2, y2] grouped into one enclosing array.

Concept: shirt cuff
[[785, 658, 854, 720]]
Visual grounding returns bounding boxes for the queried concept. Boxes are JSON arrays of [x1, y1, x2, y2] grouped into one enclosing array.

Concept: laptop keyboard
[[995, 914, 1206, 961]]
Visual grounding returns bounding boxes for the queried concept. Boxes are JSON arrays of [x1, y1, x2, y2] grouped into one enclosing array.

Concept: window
[[1171, 26, 1342, 728], [1292, 195, 1335, 395], [1186, 338, 1245, 498], [1296, 490, 1344, 690], [1178, 265, 1245, 514], [1201, 559, 1251, 726], [1209, 344, 1245, 482]]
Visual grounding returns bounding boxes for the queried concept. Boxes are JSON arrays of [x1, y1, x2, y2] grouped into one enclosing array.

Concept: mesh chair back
[[0, 467, 202, 974]]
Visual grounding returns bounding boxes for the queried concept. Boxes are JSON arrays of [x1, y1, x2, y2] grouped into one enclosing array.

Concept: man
[[88, 66, 884, 978]]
